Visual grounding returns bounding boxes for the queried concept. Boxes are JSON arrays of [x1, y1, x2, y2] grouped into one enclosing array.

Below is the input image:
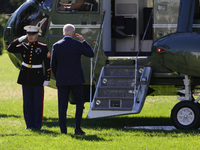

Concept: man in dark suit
[[51, 24, 94, 135], [7, 25, 51, 129]]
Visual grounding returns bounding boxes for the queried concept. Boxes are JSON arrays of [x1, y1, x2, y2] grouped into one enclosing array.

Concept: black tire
[[171, 101, 200, 129]]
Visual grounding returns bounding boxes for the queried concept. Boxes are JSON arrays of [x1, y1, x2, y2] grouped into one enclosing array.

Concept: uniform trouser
[[57, 85, 84, 134], [22, 86, 44, 128]]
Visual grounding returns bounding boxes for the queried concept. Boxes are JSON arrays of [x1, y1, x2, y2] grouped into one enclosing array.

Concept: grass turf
[[0, 52, 200, 150]]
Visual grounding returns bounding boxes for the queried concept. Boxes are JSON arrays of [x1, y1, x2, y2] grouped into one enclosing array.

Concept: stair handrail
[[90, 11, 106, 105], [133, 10, 153, 108], [93, 11, 106, 79]]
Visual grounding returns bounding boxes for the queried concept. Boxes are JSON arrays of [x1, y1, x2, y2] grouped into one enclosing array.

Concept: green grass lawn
[[0, 52, 200, 150]]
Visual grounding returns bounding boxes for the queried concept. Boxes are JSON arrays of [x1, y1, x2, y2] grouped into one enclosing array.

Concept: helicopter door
[[48, 0, 101, 50], [113, 0, 138, 52], [103, 0, 153, 56]]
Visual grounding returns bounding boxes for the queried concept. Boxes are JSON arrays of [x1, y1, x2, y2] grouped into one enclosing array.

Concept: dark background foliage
[[0, 0, 25, 14], [0, 0, 25, 54]]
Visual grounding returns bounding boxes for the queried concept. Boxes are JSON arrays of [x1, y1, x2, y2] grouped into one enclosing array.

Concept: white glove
[[43, 81, 50, 86], [18, 35, 28, 42]]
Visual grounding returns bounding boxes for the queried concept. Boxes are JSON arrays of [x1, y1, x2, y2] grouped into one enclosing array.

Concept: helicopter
[[3, 0, 200, 129]]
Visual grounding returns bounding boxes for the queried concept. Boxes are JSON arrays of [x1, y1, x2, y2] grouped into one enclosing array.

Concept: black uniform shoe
[[61, 132, 67, 134], [74, 129, 85, 135]]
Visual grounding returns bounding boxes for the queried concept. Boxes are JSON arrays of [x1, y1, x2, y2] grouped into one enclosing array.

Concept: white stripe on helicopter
[[153, 24, 200, 28], [49, 22, 101, 30], [49, 22, 200, 30]]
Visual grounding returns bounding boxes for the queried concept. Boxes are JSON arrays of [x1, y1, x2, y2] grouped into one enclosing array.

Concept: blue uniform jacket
[[51, 37, 94, 87]]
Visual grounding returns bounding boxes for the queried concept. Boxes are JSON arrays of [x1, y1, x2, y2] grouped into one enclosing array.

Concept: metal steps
[[93, 97, 134, 110], [87, 65, 152, 119], [101, 76, 136, 87]]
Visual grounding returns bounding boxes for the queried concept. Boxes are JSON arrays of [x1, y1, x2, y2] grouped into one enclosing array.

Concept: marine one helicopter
[[3, 0, 200, 129]]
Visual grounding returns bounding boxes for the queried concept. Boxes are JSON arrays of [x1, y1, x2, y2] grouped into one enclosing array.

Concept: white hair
[[63, 24, 75, 35]]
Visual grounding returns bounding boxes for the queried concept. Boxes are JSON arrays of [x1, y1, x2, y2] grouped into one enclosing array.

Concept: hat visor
[[27, 32, 38, 35]]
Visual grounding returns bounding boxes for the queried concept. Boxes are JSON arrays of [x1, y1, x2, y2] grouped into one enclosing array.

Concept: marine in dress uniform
[[51, 24, 94, 135], [7, 25, 51, 129]]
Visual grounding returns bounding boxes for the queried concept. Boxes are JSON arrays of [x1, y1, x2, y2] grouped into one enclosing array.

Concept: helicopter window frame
[[57, 0, 100, 14], [13, 4, 49, 37], [28, 0, 54, 11]]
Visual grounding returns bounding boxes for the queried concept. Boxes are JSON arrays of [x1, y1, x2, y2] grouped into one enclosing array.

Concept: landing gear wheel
[[171, 101, 200, 129]]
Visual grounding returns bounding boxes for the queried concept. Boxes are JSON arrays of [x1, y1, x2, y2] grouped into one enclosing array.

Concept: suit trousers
[[58, 85, 84, 134], [22, 86, 44, 128]]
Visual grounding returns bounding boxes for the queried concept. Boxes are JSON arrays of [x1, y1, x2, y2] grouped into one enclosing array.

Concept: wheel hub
[[177, 107, 195, 126]]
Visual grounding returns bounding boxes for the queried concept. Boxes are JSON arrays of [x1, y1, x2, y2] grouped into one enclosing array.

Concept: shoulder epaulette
[[23, 42, 28, 45], [38, 42, 47, 46]]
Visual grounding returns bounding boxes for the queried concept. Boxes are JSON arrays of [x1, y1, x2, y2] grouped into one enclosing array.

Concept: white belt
[[22, 62, 43, 69]]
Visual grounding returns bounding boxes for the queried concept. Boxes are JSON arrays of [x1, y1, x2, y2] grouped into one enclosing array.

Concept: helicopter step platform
[[87, 66, 152, 119]]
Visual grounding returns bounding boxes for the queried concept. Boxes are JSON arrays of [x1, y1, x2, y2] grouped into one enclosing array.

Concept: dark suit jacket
[[51, 36, 94, 87]]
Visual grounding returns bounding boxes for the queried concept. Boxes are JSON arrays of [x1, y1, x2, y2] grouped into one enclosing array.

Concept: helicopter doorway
[[103, 0, 153, 57]]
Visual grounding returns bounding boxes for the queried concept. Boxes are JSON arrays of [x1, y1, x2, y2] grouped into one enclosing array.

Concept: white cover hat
[[24, 25, 41, 33]]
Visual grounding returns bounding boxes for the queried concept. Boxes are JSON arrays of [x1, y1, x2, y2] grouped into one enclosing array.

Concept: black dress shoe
[[74, 129, 85, 135], [32, 127, 41, 131], [61, 132, 67, 134]]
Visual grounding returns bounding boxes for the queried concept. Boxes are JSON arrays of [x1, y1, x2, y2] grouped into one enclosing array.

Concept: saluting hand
[[18, 34, 28, 42], [75, 33, 85, 42]]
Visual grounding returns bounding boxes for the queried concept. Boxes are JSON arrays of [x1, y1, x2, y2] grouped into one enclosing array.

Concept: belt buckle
[[28, 64, 32, 68]]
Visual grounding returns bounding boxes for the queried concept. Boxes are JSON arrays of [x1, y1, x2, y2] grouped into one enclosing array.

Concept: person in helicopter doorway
[[7, 25, 51, 130], [58, 0, 98, 11]]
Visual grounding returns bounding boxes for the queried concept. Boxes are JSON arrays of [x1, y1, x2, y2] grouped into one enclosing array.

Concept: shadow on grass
[[69, 134, 107, 141], [42, 116, 173, 129], [43, 116, 200, 133], [30, 128, 61, 136], [1, 114, 173, 128], [1, 134, 18, 137], [0, 114, 21, 118], [0, 129, 61, 137], [2, 114, 200, 138]]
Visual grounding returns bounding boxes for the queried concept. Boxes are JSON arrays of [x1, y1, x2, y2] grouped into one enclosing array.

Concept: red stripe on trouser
[[41, 86, 44, 127]]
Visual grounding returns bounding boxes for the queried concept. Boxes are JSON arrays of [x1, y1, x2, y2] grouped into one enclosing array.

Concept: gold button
[[30, 51, 33, 53], [38, 71, 40, 73], [31, 45, 33, 47], [29, 61, 31, 63], [29, 58, 32, 60], [30, 54, 32, 56], [31, 48, 33, 50]]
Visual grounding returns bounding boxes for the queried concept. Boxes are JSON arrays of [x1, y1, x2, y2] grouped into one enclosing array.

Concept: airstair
[[87, 65, 152, 119], [87, 9, 153, 119]]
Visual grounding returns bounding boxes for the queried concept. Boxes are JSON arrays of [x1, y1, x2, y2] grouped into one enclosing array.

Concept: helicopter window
[[193, 0, 200, 32], [29, 0, 54, 11], [116, 3, 137, 14], [14, 5, 49, 37], [194, 0, 200, 19], [57, 0, 99, 12]]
